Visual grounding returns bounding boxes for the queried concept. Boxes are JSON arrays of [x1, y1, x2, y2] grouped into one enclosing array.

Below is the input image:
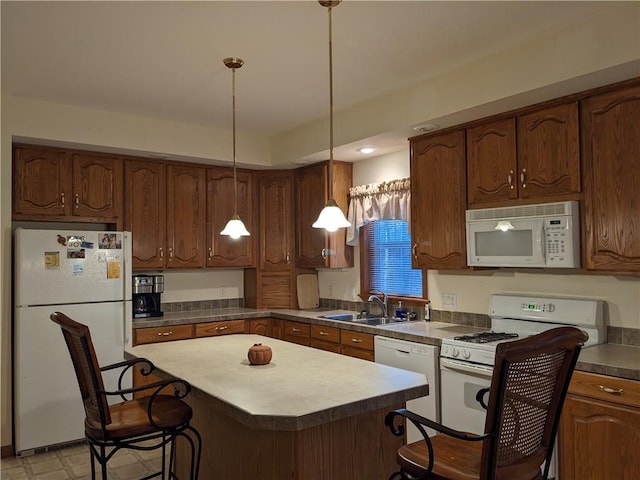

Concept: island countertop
[[126, 334, 429, 431]]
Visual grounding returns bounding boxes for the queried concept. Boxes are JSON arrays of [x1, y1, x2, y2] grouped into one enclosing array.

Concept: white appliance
[[374, 336, 440, 443], [440, 293, 604, 480], [14, 228, 133, 455], [466, 200, 579, 268]]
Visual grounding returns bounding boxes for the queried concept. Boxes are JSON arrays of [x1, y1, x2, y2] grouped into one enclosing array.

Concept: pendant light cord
[[231, 65, 238, 215], [327, 3, 334, 200]]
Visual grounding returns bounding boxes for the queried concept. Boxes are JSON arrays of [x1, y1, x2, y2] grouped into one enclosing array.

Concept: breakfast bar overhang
[[126, 334, 429, 479]]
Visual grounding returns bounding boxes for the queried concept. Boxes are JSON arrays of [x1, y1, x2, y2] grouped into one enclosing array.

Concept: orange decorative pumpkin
[[248, 343, 272, 365]]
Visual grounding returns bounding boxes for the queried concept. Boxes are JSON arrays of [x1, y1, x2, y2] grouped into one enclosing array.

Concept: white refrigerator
[[14, 228, 133, 455]]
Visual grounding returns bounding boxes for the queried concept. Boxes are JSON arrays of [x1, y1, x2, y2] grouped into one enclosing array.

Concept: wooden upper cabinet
[[467, 118, 517, 206], [124, 159, 166, 270], [410, 130, 468, 270], [259, 171, 293, 271], [166, 164, 206, 269], [467, 102, 580, 208], [517, 102, 580, 199], [581, 84, 640, 272], [206, 167, 255, 268], [71, 153, 123, 218], [13, 146, 71, 217], [13, 146, 122, 221], [295, 161, 353, 269]]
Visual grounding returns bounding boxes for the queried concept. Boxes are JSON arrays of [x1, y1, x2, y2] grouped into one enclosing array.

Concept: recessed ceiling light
[[357, 147, 377, 154], [413, 124, 440, 133]]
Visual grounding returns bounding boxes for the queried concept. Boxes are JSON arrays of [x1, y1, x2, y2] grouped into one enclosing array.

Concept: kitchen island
[[126, 334, 429, 479]]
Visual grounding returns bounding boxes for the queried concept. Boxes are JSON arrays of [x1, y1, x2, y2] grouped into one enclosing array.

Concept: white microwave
[[466, 201, 580, 268]]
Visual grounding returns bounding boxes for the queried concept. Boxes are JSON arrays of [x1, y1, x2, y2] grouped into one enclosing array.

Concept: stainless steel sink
[[318, 313, 411, 326]]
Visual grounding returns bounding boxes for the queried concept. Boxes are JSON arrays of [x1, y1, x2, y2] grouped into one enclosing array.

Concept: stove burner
[[453, 331, 519, 344]]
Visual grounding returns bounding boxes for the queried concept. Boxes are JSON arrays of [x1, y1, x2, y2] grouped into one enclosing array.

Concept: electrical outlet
[[441, 293, 458, 308]]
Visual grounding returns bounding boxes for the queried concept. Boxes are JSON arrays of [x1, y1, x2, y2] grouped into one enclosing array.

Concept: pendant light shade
[[221, 214, 251, 239], [313, 0, 351, 232], [221, 57, 250, 238]]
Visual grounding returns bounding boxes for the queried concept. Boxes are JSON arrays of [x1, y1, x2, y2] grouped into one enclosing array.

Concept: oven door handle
[[440, 358, 493, 378]]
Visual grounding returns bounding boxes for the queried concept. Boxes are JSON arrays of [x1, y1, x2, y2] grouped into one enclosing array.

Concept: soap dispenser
[[395, 301, 407, 319]]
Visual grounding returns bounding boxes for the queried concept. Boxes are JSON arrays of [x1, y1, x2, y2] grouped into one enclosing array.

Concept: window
[[360, 219, 423, 299]]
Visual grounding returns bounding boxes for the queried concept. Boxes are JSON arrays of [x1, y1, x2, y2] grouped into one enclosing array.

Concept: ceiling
[[0, 1, 630, 164]]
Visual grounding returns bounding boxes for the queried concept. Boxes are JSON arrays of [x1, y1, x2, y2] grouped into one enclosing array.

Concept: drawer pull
[[319, 331, 329, 336], [292, 328, 301, 333], [60, 192, 65, 207], [599, 385, 624, 395], [158, 331, 173, 336], [215, 325, 228, 331], [350, 338, 362, 343]]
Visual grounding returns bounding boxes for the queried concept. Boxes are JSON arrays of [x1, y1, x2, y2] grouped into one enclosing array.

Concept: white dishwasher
[[374, 336, 440, 443]]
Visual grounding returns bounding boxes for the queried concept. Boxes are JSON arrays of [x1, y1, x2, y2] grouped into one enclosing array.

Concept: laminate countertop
[[133, 307, 640, 381], [126, 334, 429, 431]]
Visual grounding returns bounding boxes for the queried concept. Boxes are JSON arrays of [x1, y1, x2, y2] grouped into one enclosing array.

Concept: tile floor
[[0, 441, 164, 480]]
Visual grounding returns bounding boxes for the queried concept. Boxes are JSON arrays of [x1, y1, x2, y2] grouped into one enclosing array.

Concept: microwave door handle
[[539, 223, 546, 260]]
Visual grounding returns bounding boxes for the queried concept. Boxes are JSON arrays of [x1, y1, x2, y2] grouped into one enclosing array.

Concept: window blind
[[367, 220, 422, 297]]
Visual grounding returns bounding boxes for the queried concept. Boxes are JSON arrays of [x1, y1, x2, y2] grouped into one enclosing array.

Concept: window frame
[[358, 221, 429, 306]]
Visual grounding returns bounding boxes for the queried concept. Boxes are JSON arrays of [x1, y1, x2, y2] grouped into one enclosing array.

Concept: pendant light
[[312, 0, 351, 232], [220, 57, 250, 239]]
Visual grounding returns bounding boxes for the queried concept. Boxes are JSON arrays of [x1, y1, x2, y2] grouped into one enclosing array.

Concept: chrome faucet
[[367, 291, 389, 318]]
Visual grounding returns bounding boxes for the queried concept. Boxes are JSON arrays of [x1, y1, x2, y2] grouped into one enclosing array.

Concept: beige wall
[[2, 0, 639, 450]]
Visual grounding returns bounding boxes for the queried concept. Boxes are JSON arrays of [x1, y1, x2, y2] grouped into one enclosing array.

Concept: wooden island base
[[176, 387, 403, 479]]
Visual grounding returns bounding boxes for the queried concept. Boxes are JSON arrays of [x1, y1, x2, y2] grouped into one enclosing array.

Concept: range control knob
[[463, 349, 471, 359], [451, 347, 460, 358]]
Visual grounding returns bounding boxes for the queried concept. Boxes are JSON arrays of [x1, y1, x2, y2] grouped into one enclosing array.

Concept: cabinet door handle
[[60, 192, 65, 208], [74, 193, 79, 209], [286, 252, 290, 263], [321, 248, 326, 258], [159, 248, 164, 259], [508, 170, 514, 189], [215, 325, 228, 331], [599, 385, 624, 395], [158, 331, 173, 336], [168, 247, 173, 259], [520, 168, 526, 188], [208, 247, 213, 258], [350, 338, 363, 344], [412, 243, 417, 258]]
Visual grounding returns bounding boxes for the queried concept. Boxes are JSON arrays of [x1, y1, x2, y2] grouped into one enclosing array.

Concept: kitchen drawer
[[283, 321, 310, 342], [341, 345, 375, 362], [134, 324, 194, 345], [311, 339, 341, 354], [569, 371, 640, 408], [311, 324, 340, 344], [340, 330, 374, 352], [195, 320, 246, 337]]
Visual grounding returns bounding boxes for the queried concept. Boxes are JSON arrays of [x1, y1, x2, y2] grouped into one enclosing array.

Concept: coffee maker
[[132, 274, 164, 318]]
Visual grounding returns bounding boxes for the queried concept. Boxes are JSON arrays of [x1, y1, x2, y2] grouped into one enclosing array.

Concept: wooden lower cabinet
[[134, 324, 194, 345], [194, 320, 245, 337], [132, 325, 194, 397], [283, 320, 310, 346], [559, 371, 640, 480], [246, 317, 283, 339], [310, 324, 341, 353], [340, 330, 375, 362]]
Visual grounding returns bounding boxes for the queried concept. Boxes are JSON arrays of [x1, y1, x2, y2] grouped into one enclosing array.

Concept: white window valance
[[346, 177, 411, 246]]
